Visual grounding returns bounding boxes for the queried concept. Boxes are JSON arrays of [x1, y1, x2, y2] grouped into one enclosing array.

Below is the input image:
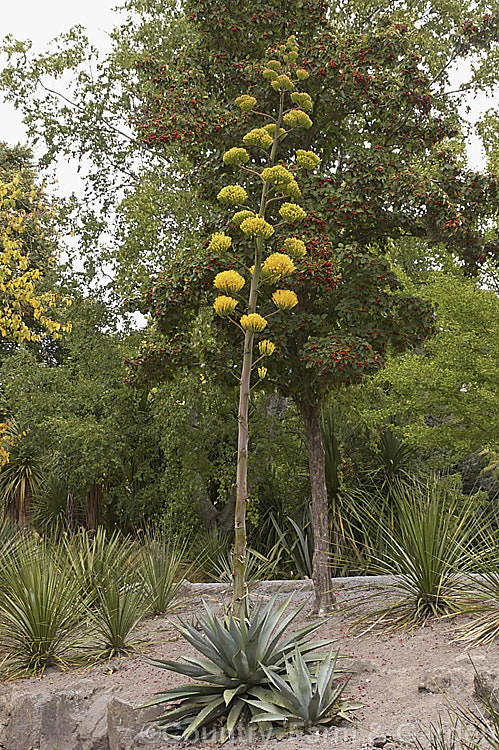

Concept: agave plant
[[246, 645, 356, 730], [144, 595, 338, 740]]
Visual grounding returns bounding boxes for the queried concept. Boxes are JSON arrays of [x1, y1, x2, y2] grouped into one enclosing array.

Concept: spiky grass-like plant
[[86, 576, 147, 656], [144, 595, 338, 740], [0, 538, 84, 674], [354, 479, 481, 628], [453, 532, 499, 646], [64, 527, 145, 655], [137, 531, 189, 615]]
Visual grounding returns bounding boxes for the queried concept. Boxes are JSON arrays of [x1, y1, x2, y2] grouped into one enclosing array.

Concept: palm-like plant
[[144, 595, 338, 740], [246, 646, 356, 730], [0, 426, 43, 528]]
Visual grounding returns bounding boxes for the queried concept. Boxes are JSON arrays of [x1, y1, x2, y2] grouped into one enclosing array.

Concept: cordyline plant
[[210, 37, 320, 612]]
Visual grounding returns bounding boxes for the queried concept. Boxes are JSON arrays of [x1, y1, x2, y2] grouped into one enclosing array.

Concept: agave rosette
[[144, 595, 337, 739]]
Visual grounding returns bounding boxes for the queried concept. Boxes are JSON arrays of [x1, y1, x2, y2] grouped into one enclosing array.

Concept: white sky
[[1, 0, 121, 185]]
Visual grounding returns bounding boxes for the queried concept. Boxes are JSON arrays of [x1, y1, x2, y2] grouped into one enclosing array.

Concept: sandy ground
[[15, 578, 499, 749]]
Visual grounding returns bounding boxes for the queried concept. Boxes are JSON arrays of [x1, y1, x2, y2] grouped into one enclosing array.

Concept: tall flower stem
[[232, 96, 284, 615]]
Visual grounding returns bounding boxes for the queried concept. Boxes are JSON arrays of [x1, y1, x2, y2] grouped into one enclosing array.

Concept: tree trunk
[[86, 482, 102, 531], [297, 398, 336, 614]]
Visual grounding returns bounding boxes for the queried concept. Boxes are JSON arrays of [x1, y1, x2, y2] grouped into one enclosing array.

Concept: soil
[[13, 577, 499, 749]]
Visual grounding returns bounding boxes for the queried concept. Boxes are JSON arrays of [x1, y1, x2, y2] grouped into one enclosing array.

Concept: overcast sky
[[1, 0, 121, 171]]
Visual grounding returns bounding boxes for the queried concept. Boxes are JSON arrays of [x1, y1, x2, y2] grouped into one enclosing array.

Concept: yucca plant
[[64, 527, 139, 605], [212, 545, 281, 590], [270, 505, 314, 579], [246, 645, 356, 731], [144, 595, 338, 740], [0, 538, 85, 673], [354, 479, 482, 628], [453, 530, 499, 646], [190, 527, 232, 582], [64, 527, 145, 655], [86, 575, 148, 656], [137, 532, 189, 615]]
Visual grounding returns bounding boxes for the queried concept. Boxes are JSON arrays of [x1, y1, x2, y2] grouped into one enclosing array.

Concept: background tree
[[127, 4, 499, 608]]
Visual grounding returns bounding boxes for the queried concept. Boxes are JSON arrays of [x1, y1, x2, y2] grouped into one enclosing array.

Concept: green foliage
[[371, 272, 499, 463], [145, 595, 336, 740], [246, 646, 355, 730]]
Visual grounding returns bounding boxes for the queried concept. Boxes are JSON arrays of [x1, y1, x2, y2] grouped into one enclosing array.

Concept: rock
[[373, 736, 388, 747], [343, 657, 377, 675], [418, 666, 466, 693], [107, 698, 164, 750], [0, 681, 111, 750], [474, 669, 499, 712]]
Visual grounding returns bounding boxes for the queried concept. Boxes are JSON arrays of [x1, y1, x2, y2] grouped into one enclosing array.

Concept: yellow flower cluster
[[213, 295, 238, 316], [258, 366, 268, 379], [262, 165, 294, 187], [217, 185, 248, 205], [243, 128, 274, 150], [223, 147, 249, 166], [262, 252, 295, 280], [283, 237, 307, 258], [283, 180, 301, 199], [264, 124, 287, 138], [240, 313, 268, 332], [279, 202, 307, 222], [240, 216, 274, 239], [235, 95, 257, 112], [266, 60, 281, 71], [263, 68, 278, 80], [261, 165, 300, 199], [271, 74, 294, 92], [283, 109, 313, 129], [296, 149, 321, 170], [208, 233, 232, 252], [272, 289, 299, 310], [290, 92, 313, 112], [258, 339, 276, 356], [296, 68, 309, 80], [214, 270, 245, 295], [232, 210, 254, 226]]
